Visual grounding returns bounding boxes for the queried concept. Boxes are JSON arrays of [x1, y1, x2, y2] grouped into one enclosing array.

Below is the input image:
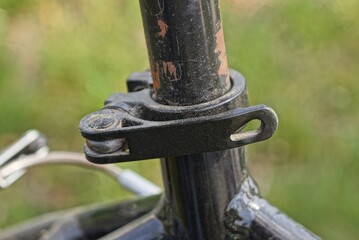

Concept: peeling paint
[[215, 24, 230, 81], [157, 19, 168, 37], [150, 59, 181, 95], [162, 61, 179, 81], [150, 59, 161, 93]]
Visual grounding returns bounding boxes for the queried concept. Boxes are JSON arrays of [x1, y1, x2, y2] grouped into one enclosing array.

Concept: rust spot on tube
[[157, 19, 168, 37]]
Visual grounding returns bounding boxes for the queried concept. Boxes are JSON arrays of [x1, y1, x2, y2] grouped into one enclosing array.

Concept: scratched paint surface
[[140, 0, 231, 105], [157, 19, 168, 37], [215, 26, 230, 86]]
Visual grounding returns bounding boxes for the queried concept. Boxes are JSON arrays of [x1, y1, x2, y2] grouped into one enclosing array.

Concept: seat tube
[[139, 1, 247, 239]]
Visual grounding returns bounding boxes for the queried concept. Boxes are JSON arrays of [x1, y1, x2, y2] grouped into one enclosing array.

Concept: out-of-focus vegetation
[[0, 0, 358, 239]]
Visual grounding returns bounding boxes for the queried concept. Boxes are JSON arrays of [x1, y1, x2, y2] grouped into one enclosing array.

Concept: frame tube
[[139, 0, 246, 238]]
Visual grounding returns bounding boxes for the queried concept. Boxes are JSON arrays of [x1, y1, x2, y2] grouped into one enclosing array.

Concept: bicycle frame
[[0, 0, 320, 239]]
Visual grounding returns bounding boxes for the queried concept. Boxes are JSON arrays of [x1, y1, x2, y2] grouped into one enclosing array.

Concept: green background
[[0, 0, 358, 239]]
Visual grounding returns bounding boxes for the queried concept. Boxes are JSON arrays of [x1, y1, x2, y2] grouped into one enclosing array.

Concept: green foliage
[[0, 0, 358, 239]]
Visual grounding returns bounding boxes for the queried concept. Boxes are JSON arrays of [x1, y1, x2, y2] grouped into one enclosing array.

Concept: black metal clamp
[[79, 70, 278, 163]]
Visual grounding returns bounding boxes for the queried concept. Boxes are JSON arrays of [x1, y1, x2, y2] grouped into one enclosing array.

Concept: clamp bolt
[[88, 113, 117, 130]]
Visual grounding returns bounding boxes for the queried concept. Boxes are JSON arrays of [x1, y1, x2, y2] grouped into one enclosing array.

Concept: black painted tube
[[139, 0, 245, 239], [139, 0, 231, 105], [249, 197, 320, 240]]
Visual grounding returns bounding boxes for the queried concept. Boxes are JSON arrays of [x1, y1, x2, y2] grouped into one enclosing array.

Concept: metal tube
[[139, 0, 231, 105], [161, 149, 246, 239], [139, 0, 246, 238], [0, 152, 161, 196]]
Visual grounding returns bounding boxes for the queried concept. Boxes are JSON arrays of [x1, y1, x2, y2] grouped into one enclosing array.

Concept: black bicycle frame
[[134, 1, 319, 239], [0, 1, 321, 239]]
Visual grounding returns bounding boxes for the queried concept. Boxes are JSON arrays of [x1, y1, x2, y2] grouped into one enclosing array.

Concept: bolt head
[[87, 114, 117, 130]]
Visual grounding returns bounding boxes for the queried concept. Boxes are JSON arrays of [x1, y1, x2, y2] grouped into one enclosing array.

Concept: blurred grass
[[0, 0, 358, 239]]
